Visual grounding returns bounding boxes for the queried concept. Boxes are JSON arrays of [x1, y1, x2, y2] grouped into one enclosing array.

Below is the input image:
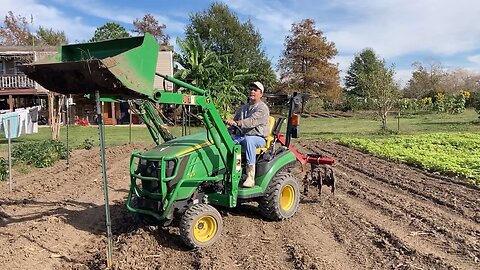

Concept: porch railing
[[0, 74, 36, 89]]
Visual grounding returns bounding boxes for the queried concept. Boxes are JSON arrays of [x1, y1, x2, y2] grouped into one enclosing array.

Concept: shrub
[[13, 140, 71, 168], [80, 138, 95, 150], [0, 158, 8, 181], [339, 95, 369, 112], [467, 91, 480, 114], [304, 98, 324, 113]]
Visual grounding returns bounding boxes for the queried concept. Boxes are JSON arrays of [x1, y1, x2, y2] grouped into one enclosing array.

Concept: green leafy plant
[[14, 160, 30, 174], [13, 140, 71, 168], [340, 133, 480, 186], [81, 138, 95, 150], [0, 158, 8, 181]]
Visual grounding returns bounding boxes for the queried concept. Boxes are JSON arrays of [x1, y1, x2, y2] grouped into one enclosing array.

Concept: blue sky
[[2, 0, 480, 85]]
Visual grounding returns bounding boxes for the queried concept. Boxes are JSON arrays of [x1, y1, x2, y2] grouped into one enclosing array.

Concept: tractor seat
[[255, 116, 276, 154]]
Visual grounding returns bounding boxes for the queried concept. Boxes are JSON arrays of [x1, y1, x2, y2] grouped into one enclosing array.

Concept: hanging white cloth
[[15, 109, 28, 135]]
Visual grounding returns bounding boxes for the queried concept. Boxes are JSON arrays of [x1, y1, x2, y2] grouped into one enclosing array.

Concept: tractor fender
[[255, 150, 297, 191]]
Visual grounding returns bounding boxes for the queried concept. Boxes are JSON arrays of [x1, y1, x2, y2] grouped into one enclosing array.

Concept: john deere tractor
[[22, 33, 334, 248]]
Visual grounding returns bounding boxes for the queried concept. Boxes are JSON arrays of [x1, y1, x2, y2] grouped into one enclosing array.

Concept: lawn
[[299, 109, 480, 140], [0, 125, 201, 156]]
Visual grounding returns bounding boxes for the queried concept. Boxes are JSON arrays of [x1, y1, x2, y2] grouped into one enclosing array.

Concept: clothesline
[[0, 106, 40, 138]]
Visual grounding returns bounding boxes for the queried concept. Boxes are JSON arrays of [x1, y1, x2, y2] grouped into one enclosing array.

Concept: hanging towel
[[29, 107, 39, 123], [2, 112, 20, 139], [15, 109, 28, 136]]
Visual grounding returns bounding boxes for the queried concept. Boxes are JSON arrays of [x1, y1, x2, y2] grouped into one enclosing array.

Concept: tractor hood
[[140, 131, 221, 160]]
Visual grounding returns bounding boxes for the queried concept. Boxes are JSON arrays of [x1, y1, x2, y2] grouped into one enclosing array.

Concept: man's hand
[[226, 119, 242, 127], [226, 119, 237, 126]]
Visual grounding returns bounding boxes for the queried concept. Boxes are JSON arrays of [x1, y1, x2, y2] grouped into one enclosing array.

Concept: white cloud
[[325, 0, 480, 58], [0, 0, 94, 42], [467, 54, 480, 64], [1, 0, 187, 43], [395, 69, 413, 87]]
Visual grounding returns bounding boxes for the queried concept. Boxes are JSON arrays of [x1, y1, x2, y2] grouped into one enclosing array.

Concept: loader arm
[[21, 33, 243, 205]]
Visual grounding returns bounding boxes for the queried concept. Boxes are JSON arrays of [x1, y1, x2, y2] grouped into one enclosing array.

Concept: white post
[[7, 118, 12, 192]]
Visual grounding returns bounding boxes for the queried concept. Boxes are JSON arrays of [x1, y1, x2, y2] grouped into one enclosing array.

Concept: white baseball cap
[[249, 81, 264, 93]]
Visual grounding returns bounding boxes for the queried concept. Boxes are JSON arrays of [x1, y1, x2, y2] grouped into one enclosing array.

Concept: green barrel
[[21, 33, 159, 99]]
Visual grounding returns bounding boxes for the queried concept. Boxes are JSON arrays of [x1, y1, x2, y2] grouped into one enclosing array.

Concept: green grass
[[299, 109, 480, 140], [0, 125, 201, 157]]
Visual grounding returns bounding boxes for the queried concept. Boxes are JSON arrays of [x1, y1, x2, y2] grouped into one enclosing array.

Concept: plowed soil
[[0, 141, 478, 270]]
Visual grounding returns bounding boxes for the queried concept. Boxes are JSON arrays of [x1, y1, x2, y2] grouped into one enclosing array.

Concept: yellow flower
[[460, 90, 470, 99], [435, 92, 445, 100]]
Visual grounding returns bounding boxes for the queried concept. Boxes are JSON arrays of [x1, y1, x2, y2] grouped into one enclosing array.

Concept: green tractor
[[22, 33, 335, 248]]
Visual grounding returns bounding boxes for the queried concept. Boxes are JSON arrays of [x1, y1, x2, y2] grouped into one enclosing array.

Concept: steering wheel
[[230, 124, 242, 135]]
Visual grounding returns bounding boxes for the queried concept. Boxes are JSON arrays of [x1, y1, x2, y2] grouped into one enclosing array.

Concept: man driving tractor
[[226, 81, 270, 188]]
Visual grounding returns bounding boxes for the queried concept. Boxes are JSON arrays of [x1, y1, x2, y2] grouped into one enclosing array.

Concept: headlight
[[140, 158, 147, 165]]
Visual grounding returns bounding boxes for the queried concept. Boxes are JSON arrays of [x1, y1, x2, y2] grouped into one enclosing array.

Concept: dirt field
[[0, 141, 478, 270]]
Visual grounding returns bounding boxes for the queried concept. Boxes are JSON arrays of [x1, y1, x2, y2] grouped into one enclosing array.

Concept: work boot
[[243, 164, 256, 188]]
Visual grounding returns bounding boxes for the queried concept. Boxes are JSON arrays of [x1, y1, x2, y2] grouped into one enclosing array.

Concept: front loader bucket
[[21, 34, 159, 98]]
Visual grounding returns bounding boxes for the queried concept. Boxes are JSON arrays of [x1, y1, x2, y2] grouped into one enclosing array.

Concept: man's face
[[249, 87, 263, 103]]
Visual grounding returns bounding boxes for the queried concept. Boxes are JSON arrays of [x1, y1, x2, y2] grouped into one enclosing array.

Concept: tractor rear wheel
[[259, 171, 300, 220], [179, 203, 223, 248]]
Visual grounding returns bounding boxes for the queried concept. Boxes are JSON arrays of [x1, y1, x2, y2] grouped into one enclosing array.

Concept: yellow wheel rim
[[280, 184, 295, 211], [193, 215, 217, 243]]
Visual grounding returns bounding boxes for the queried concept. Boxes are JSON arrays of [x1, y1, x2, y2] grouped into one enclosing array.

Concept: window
[[14, 62, 23, 74], [0, 61, 4, 74]]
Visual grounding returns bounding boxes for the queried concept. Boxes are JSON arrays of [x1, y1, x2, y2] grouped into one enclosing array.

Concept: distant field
[[299, 108, 480, 140]]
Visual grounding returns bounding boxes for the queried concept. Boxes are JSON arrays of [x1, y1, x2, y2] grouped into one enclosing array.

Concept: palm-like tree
[[174, 35, 219, 89], [174, 36, 252, 118]]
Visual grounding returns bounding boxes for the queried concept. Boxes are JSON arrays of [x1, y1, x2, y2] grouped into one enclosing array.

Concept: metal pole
[[397, 111, 400, 133], [129, 108, 132, 145], [66, 96, 69, 169], [95, 90, 113, 269], [285, 93, 297, 148], [7, 118, 12, 192]]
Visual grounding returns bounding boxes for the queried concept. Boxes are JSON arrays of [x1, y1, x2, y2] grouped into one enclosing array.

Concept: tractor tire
[[259, 171, 300, 221], [179, 203, 223, 248]]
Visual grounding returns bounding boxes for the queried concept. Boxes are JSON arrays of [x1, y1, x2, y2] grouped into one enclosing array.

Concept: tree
[[209, 55, 250, 117], [345, 48, 382, 98], [36, 26, 68, 46], [358, 61, 399, 131], [174, 35, 248, 117], [175, 35, 220, 89], [133, 14, 169, 45], [441, 68, 480, 95], [0, 11, 34, 46], [185, 3, 276, 88], [403, 61, 445, 98], [278, 19, 341, 101], [90, 22, 130, 42]]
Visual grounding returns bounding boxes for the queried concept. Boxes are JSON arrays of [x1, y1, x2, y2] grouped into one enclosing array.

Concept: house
[[0, 44, 174, 125], [0, 45, 56, 123]]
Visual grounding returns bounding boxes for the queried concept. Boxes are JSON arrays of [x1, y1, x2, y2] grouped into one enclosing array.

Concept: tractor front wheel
[[179, 203, 223, 248], [259, 172, 300, 220]]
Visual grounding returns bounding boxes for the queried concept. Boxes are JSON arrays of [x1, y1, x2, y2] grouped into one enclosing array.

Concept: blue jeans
[[232, 135, 266, 165]]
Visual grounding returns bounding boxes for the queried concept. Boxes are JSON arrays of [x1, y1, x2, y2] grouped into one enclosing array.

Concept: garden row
[[339, 132, 480, 185], [0, 138, 95, 181]]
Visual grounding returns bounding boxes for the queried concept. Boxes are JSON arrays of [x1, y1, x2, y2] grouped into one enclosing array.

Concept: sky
[[2, 0, 480, 86]]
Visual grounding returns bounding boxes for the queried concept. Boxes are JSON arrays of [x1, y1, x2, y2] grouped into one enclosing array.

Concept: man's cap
[[249, 81, 264, 93]]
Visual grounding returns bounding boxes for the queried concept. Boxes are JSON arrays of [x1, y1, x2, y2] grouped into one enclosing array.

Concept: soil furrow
[[1, 141, 478, 270]]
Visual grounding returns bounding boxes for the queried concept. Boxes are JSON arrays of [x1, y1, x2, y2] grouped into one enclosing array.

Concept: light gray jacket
[[234, 100, 270, 138]]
